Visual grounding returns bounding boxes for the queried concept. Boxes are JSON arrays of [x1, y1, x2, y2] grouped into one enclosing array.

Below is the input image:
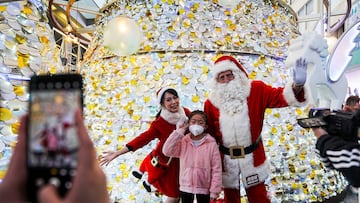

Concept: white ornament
[[103, 16, 143, 56]]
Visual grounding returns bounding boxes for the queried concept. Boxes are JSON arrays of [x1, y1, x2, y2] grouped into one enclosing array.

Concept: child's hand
[[177, 122, 189, 132], [176, 116, 188, 129]]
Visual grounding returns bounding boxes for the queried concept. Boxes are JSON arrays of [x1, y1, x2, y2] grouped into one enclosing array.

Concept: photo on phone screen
[[27, 74, 83, 202]]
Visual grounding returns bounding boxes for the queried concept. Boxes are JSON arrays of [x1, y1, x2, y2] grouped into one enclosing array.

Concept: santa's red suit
[[204, 56, 306, 203]]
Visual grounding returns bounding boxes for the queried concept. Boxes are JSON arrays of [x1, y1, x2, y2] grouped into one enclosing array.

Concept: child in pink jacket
[[163, 110, 222, 203]]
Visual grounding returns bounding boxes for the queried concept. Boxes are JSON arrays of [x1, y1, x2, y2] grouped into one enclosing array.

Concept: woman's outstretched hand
[[99, 151, 119, 166]]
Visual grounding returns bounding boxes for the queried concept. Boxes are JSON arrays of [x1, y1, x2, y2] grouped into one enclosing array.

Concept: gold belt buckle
[[151, 156, 159, 167], [229, 145, 245, 159]]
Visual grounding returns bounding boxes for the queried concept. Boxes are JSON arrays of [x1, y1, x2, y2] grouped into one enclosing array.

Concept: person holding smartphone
[[0, 109, 110, 203], [312, 127, 360, 187], [100, 87, 191, 203], [342, 95, 360, 112], [163, 110, 222, 203]]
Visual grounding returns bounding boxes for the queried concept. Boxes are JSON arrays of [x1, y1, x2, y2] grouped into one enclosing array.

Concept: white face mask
[[189, 124, 204, 136]]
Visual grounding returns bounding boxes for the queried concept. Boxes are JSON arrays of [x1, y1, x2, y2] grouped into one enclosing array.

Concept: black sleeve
[[316, 134, 360, 187]]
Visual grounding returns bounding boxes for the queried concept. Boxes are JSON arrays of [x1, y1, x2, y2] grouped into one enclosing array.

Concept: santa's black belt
[[219, 137, 262, 159]]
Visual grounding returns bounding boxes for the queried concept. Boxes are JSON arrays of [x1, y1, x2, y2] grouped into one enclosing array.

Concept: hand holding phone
[[38, 109, 110, 203], [27, 74, 83, 202], [0, 109, 110, 203], [0, 73, 109, 203]]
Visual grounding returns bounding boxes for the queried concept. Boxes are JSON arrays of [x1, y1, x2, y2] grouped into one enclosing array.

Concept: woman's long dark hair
[[156, 88, 179, 118]]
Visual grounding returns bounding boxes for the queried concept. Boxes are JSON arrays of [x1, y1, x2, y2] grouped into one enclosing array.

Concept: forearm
[[316, 134, 360, 186], [116, 146, 130, 156], [162, 129, 184, 157], [292, 83, 304, 95], [316, 134, 360, 167]]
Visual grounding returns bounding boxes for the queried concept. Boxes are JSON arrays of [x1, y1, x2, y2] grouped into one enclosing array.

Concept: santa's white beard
[[212, 76, 251, 115]]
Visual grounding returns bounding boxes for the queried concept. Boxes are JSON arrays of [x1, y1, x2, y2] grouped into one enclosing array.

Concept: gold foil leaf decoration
[[144, 45, 151, 51], [248, 71, 257, 80], [286, 124, 293, 131], [265, 108, 272, 114], [129, 194, 136, 200], [39, 35, 49, 44], [130, 79, 137, 86], [11, 121, 20, 134], [22, 5, 33, 15], [153, 73, 160, 81], [144, 95, 150, 103], [0, 108, 12, 121], [15, 34, 26, 44], [49, 66, 57, 74], [174, 64, 182, 70], [132, 114, 141, 121], [271, 127, 278, 135], [16, 52, 29, 68], [271, 177, 278, 185], [201, 65, 208, 74], [187, 13, 195, 19], [121, 127, 128, 133], [118, 135, 125, 142], [13, 85, 25, 96], [191, 95, 199, 103], [181, 76, 189, 85], [106, 184, 113, 191]]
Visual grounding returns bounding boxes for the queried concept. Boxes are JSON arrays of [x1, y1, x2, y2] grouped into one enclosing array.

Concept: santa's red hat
[[213, 55, 248, 78], [156, 86, 173, 104]]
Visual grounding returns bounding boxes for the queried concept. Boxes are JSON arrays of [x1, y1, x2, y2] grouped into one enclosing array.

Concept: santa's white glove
[[293, 58, 308, 86]]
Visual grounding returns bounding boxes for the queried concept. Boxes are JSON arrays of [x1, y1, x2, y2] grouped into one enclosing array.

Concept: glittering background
[[0, 0, 61, 179], [0, 0, 348, 202], [81, 1, 348, 202]]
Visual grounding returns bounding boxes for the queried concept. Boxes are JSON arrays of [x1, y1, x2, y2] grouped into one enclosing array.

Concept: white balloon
[[103, 16, 143, 56]]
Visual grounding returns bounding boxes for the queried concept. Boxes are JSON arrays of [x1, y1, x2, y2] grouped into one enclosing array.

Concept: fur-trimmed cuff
[[283, 82, 307, 106]]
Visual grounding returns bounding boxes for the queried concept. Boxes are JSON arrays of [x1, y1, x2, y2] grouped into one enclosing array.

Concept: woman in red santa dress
[[100, 87, 191, 203], [204, 55, 308, 203]]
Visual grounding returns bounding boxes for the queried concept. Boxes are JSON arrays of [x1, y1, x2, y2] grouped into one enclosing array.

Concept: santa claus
[[204, 55, 308, 203]]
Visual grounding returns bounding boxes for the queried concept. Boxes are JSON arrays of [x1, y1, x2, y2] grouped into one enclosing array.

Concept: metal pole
[[76, 40, 81, 73]]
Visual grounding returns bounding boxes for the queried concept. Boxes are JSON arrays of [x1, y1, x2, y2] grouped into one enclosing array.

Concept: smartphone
[[27, 74, 83, 202]]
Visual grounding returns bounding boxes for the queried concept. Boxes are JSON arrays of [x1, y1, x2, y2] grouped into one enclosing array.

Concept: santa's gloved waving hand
[[293, 57, 309, 87]]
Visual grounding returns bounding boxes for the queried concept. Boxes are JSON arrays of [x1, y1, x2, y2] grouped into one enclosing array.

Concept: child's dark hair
[[188, 110, 208, 124]]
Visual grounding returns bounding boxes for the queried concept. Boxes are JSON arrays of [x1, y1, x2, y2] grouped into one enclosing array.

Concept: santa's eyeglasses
[[217, 71, 234, 83]]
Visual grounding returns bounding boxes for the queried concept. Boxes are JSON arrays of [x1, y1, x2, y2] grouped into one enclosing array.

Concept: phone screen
[[27, 74, 83, 202]]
